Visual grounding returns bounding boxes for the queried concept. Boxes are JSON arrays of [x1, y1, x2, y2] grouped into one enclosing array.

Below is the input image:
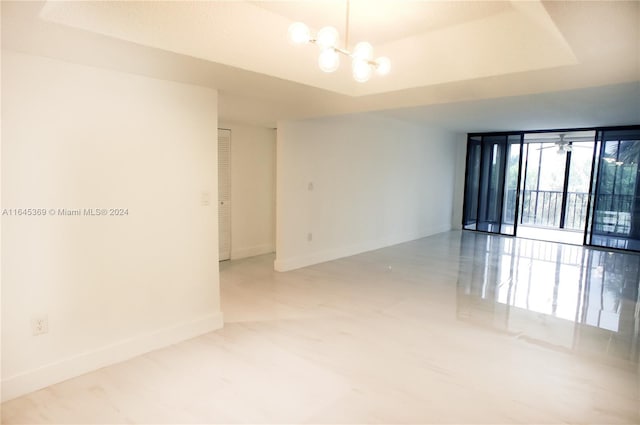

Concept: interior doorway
[[516, 131, 596, 245]]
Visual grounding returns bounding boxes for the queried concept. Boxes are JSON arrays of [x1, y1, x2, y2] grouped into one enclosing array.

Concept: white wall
[[219, 122, 276, 260], [1, 50, 222, 401], [275, 114, 458, 271]]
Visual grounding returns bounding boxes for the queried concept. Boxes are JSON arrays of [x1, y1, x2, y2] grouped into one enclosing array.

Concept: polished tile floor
[[2, 231, 639, 423]]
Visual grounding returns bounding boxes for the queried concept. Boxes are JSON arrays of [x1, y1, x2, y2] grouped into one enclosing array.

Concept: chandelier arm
[[334, 46, 350, 56]]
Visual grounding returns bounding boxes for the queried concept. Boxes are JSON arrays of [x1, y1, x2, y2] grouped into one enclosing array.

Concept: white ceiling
[[253, 1, 512, 45], [1, 1, 639, 129], [37, 0, 578, 96], [374, 81, 640, 133]]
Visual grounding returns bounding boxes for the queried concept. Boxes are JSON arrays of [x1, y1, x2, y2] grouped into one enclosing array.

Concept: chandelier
[[287, 1, 390, 83]]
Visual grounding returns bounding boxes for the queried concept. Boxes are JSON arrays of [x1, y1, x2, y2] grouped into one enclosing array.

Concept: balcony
[[519, 189, 588, 230], [505, 189, 634, 235]]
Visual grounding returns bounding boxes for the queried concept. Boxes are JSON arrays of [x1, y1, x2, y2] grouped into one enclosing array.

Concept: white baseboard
[[274, 225, 451, 272], [274, 242, 371, 272], [230, 243, 275, 260], [1, 312, 224, 402]]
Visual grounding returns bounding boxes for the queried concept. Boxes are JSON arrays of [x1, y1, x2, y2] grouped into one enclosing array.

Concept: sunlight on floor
[[517, 225, 584, 245]]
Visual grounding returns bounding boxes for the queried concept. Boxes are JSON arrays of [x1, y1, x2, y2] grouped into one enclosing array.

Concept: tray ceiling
[[39, 0, 578, 97]]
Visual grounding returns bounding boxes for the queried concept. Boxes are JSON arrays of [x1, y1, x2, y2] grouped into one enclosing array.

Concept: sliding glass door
[[501, 135, 524, 235], [476, 135, 506, 233], [463, 134, 522, 235], [587, 127, 640, 251], [463, 137, 481, 230], [463, 126, 640, 252]]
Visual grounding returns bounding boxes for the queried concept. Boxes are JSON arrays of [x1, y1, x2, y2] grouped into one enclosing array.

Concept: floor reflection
[[457, 231, 640, 364]]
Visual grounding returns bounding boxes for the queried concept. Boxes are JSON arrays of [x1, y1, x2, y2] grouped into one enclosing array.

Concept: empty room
[[1, 1, 639, 424]]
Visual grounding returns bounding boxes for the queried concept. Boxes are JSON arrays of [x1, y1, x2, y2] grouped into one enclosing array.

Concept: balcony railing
[[506, 189, 634, 234], [519, 190, 588, 230]]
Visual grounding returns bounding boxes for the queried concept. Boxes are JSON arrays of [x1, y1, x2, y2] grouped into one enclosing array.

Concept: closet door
[[218, 129, 231, 261]]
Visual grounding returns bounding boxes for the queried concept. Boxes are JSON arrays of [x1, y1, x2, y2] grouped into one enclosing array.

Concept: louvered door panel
[[218, 129, 231, 261]]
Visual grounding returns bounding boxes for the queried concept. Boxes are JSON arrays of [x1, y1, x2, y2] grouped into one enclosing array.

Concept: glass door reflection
[[456, 232, 640, 363]]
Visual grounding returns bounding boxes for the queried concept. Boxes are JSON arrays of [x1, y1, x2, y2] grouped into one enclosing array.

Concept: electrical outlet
[[31, 315, 49, 336], [307, 232, 313, 242]]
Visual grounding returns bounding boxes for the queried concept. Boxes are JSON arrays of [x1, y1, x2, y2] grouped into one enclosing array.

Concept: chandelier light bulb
[[352, 58, 373, 82], [352, 42, 374, 61], [318, 48, 340, 73], [288, 22, 311, 44], [375, 56, 391, 75], [316, 26, 339, 50], [287, 20, 390, 82]]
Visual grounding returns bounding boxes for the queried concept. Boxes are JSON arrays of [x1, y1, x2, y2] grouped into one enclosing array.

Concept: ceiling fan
[[536, 134, 589, 154]]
